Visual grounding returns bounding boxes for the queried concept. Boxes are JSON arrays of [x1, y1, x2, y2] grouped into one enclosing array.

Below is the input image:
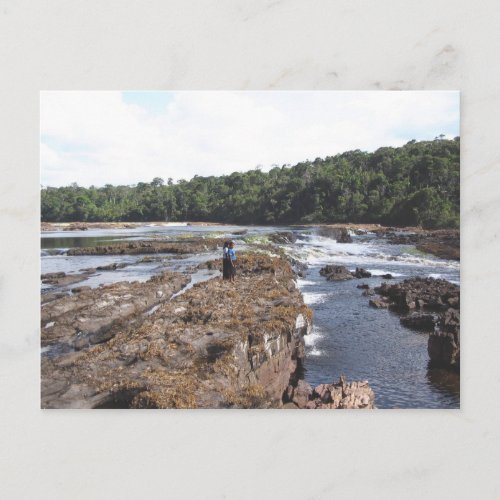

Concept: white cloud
[[40, 91, 459, 187]]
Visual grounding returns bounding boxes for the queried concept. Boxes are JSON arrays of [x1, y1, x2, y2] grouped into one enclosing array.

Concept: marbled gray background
[[1, 1, 499, 498]]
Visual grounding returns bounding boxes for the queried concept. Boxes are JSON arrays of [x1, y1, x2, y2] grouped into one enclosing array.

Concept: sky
[[40, 91, 459, 187]]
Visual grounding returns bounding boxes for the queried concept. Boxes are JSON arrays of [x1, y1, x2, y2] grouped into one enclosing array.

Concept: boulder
[[320, 265, 354, 281], [316, 227, 352, 243], [269, 231, 297, 244], [428, 308, 460, 369], [96, 262, 128, 271], [291, 380, 313, 408], [337, 228, 353, 243], [400, 312, 438, 331], [351, 267, 372, 278]]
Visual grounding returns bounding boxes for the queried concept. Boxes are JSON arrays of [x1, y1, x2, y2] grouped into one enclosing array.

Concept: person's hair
[[229, 241, 234, 246], [223, 241, 229, 248]]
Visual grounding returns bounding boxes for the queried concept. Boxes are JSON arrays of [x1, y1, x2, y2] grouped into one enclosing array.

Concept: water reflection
[[426, 365, 460, 404], [41, 236, 134, 249]]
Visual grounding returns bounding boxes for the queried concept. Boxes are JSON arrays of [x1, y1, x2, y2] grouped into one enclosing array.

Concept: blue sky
[[122, 91, 175, 114], [40, 91, 459, 187]]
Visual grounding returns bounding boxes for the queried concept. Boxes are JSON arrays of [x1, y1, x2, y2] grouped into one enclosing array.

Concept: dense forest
[[41, 137, 460, 228]]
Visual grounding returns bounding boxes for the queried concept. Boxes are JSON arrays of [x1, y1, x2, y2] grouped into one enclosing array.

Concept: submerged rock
[[41, 270, 93, 287], [96, 262, 128, 271]]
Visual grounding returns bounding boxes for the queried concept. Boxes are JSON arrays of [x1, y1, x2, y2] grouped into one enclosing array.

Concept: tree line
[[41, 137, 460, 228]]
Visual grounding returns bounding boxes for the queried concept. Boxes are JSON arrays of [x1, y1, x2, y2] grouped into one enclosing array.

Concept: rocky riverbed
[[41, 224, 460, 408], [366, 277, 460, 370], [41, 251, 375, 409]]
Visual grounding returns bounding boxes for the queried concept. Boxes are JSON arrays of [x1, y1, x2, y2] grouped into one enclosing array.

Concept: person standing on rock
[[222, 241, 230, 280], [227, 241, 237, 282]]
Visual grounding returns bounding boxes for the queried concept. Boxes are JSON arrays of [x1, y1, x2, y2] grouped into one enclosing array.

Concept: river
[[41, 223, 460, 409]]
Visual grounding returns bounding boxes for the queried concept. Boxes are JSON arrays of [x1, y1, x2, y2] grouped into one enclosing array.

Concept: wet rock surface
[[374, 277, 459, 314], [387, 229, 459, 261], [41, 271, 190, 351], [287, 256, 308, 278], [371, 277, 460, 370], [316, 226, 352, 243], [428, 308, 460, 369], [41, 271, 94, 287], [352, 267, 372, 278], [284, 375, 375, 409], [400, 312, 438, 331], [269, 231, 297, 244], [320, 265, 354, 281], [320, 265, 373, 281]]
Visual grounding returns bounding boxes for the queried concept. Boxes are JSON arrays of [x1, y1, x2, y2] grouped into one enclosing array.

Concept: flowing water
[[41, 224, 460, 408], [284, 232, 460, 409]]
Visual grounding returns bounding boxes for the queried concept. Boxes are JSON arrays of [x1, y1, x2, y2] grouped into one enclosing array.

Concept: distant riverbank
[[41, 221, 223, 231]]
